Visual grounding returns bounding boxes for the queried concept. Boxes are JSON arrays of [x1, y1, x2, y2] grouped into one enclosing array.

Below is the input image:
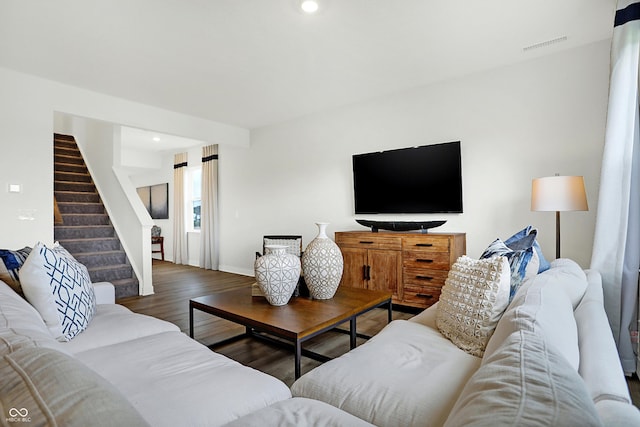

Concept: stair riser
[[60, 214, 110, 226], [54, 140, 77, 150], [57, 239, 121, 253], [54, 226, 115, 240], [89, 266, 133, 282], [54, 192, 101, 203], [57, 203, 105, 214], [114, 280, 140, 299], [75, 252, 127, 268], [55, 163, 88, 174], [54, 154, 84, 165], [54, 182, 95, 193], [55, 171, 92, 183]]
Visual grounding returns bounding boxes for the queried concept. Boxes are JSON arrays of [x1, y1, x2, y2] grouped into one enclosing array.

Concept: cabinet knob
[[359, 241, 374, 244], [415, 276, 433, 281], [416, 293, 434, 299], [416, 259, 433, 263], [415, 243, 433, 247]]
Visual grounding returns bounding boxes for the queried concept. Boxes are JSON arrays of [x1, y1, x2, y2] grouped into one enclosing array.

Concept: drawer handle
[[416, 259, 433, 263], [415, 243, 433, 247], [416, 293, 434, 299], [415, 275, 434, 281], [359, 241, 374, 244]]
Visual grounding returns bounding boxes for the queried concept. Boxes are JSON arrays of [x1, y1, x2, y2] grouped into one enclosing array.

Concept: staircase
[[53, 134, 139, 300]]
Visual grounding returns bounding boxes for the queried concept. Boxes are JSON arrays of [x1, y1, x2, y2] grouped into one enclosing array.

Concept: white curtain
[[591, 0, 640, 375], [173, 152, 189, 265], [200, 145, 219, 270]]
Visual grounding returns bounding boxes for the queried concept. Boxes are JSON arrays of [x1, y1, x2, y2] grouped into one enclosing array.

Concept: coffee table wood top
[[190, 286, 392, 341]]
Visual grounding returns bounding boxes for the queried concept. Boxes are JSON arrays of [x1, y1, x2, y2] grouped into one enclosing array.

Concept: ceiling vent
[[522, 36, 568, 52]]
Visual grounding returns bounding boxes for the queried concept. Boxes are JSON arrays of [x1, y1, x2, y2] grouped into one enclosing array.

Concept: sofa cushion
[[504, 225, 550, 273], [20, 242, 97, 341], [292, 320, 481, 427], [574, 270, 632, 405], [0, 246, 32, 296], [62, 304, 180, 354], [0, 280, 68, 354], [444, 329, 602, 427], [436, 255, 511, 357], [223, 397, 376, 427], [74, 331, 291, 427], [481, 237, 539, 300], [484, 259, 588, 371], [0, 347, 149, 427]]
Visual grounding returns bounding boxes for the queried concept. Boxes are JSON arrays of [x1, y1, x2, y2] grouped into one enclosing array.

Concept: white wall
[[219, 40, 610, 275]]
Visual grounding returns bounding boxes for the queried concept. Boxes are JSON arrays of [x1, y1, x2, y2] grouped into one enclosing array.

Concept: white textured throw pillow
[[19, 242, 96, 341], [436, 255, 511, 357]]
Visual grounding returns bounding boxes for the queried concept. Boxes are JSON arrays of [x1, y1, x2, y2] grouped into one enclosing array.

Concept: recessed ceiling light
[[152, 136, 161, 142], [301, 0, 319, 14]]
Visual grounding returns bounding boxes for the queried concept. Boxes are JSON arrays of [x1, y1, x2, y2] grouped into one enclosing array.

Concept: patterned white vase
[[254, 245, 301, 306], [301, 222, 344, 299]]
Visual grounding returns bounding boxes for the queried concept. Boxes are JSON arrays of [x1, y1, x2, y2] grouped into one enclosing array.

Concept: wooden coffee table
[[189, 286, 392, 379]]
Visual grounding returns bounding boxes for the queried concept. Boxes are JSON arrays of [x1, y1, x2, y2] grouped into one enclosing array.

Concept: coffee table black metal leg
[[350, 317, 357, 349], [295, 340, 302, 380], [189, 303, 194, 338], [388, 300, 393, 323]]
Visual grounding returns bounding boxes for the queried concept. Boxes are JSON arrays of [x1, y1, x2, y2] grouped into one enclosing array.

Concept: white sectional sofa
[[2, 256, 639, 426], [0, 280, 292, 426], [291, 259, 640, 427]]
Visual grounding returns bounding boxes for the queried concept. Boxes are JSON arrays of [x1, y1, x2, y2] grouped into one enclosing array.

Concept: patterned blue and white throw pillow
[[480, 238, 539, 301], [19, 242, 96, 341], [504, 226, 550, 273], [0, 246, 32, 295]]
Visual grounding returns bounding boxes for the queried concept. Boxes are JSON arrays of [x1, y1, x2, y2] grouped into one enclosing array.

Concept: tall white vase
[[302, 222, 344, 299], [254, 245, 301, 306]]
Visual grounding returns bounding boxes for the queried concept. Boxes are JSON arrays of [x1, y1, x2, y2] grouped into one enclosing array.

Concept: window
[[188, 167, 202, 230]]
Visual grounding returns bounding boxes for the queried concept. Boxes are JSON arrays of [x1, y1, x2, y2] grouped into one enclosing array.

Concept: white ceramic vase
[[301, 222, 344, 299], [254, 245, 301, 306]]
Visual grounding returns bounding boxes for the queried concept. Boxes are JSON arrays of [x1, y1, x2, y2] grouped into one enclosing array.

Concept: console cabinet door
[[340, 247, 368, 289], [368, 249, 401, 297]]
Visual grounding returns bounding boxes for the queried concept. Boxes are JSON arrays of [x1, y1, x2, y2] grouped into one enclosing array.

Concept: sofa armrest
[[92, 282, 115, 304]]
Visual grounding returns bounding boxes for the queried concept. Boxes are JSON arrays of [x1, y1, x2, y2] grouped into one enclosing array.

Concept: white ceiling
[[0, 0, 616, 130]]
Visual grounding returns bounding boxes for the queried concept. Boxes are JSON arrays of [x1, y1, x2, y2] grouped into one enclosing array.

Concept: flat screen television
[[352, 141, 463, 214]]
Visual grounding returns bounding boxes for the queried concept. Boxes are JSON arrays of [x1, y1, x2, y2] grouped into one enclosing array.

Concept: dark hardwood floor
[[120, 260, 640, 403], [119, 260, 412, 386]]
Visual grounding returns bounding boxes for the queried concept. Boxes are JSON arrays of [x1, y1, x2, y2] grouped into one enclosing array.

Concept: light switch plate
[[8, 184, 21, 193]]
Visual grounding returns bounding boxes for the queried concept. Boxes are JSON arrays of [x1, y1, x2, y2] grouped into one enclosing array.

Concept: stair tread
[[57, 201, 103, 205], [56, 237, 118, 242], [60, 213, 108, 216], [87, 264, 132, 271], [54, 225, 113, 229], [55, 171, 90, 176]]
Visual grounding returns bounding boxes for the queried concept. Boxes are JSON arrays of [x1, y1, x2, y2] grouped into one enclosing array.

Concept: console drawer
[[402, 235, 450, 252], [403, 268, 449, 287], [402, 284, 442, 307], [335, 234, 401, 250], [403, 251, 451, 270]]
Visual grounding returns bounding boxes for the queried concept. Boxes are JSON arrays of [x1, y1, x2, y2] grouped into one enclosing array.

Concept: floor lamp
[[531, 175, 588, 259]]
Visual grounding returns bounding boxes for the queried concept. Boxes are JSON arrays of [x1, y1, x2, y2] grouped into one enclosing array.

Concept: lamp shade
[[531, 175, 588, 212]]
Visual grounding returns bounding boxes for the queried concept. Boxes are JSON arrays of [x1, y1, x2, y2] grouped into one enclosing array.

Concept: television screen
[[353, 141, 463, 214]]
